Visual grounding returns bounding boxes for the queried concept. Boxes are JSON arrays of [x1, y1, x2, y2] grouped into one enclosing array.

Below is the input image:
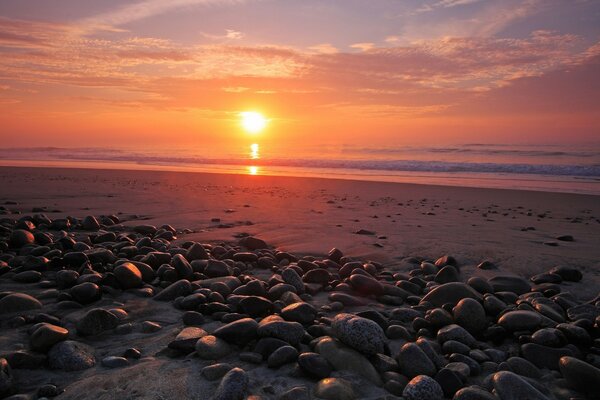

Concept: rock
[[454, 386, 497, 400], [69, 282, 101, 304], [488, 276, 531, 295], [403, 375, 444, 400], [76, 308, 119, 336], [315, 378, 355, 400], [397, 343, 437, 378], [211, 367, 249, 400], [434, 368, 463, 398], [48, 340, 95, 371], [239, 296, 273, 317], [315, 337, 382, 385], [258, 318, 305, 345], [498, 311, 541, 332], [101, 356, 129, 368], [140, 321, 161, 333], [530, 328, 564, 347], [328, 292, 368, 306], [420, 283, 482, 307], [154, 279, 192, 301], [281, 302, 317, 325], [168, 327, 207, 353], [171, 254, 193, 279], [282, 268, 305, 294], [267, 345, 298, 368], [9, 229, 34, 248], [506, 357, 542, 379], [195, 335, 232, 360], [202, 363, 232, 381], [559, 356, 600, 397], [521, 343, 574, 370], [113, 262, 142, 289], [331, 313, 386, 355], [435, 255, 457, 268], [213, 318, 258, 345], [491, 371, 549, 400], [187, 242, 209, 261], [437, 324, 476, 347], [13, 271, 42, 283], [549, 266, 582, 282], [239, 236, 268, 250], [183, 311, 205, 326], [303, 269, 331, 285], [133, 224, 157, 235], [82, 215, 100, 230], [434, 266, 459, 284], [453, 298, 486, 335], [297, 352, 331, 379], [0, 358, 14, 397], [0, 293, 42, 315], [280, 386, 311, 400], [348, 274, 384, 296], [30, 324, 69, 352]]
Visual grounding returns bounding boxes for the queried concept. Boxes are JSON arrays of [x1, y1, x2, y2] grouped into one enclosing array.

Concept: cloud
[[307, 43, 339, 54], [78, 0, 255, 32], [201, 29, 245, 41], [350, 43, 376, 52]]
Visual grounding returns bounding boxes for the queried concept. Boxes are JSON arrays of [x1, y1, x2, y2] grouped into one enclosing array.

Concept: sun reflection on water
[[248, 166, 259, 175], [250, 143, 259, 159]]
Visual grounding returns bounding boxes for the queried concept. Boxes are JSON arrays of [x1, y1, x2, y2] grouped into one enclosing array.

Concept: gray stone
[[154, 279, 192, 301], [213, 318, 258, 345], [211, 367, 249, 400], [453, 298, 486, 335], [398, 343, 437, 378], [331, 313, 386, 355], [168, 327, 207, 353], [282, 268, 305, 294], [48, 340, 95, 371], [315, 337, 382, 385], [202, 363, 232, 381], [498, 310, 541, 332], [101, 356, 129, 368], [437, 324, 476, 347], [281, 302, 317, 325], [258, 316, 305, 345], [489, 276, 531, 295], [521, 343, 574, 370], [76, 308, 119, 336], [403, 375, 444, 400], [171, 254, 193, 279], [267, 345, 298, 368], [297, 352, 331, 379]]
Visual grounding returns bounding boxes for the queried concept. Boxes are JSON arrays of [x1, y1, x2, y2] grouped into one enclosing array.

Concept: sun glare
[[240, 111, 267, 134]]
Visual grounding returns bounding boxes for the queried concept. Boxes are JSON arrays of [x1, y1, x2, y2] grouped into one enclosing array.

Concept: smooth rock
[[195, 335, 232, 360], [0, 358, 14, 397], [30, 324, 69, 352], [101, 356, 129, 368], [421, 283, 482, 307], [397, 342, 437, 378], [558, 356, 600, 397], [297, 352, 331, 379], [0, 293, 42, 315], [489, 276, 531, 295], [453, 298, 486, 335], [491, 371, 549, 400], [315, 378, 355, 400], [76, 308, 119, 336], [281, 302, 317, 325], [168, 327, 207, 353], [69, 282, 101, 304], [213, 318, 258, 345], [498, 310, 541, 332], [211, 367, 249, 400], [154, 279, 192, 301], [267, 345, 298, 368], [437, 324, 476, 347], [315, 337, 382, 385], [113, 262, 143, 289]]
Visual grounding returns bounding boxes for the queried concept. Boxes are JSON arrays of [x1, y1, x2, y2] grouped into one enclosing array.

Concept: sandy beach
[[1, 166, 599, 399]]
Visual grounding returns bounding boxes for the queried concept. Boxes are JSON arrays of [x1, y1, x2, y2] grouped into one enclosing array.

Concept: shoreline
[[0, 160, 598, 196]]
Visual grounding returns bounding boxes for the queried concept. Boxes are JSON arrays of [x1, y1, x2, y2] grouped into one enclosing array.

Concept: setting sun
[[240, 111, 267, 134]]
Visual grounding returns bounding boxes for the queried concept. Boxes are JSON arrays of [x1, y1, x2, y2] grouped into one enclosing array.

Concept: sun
[[240, 111, 267, 134]]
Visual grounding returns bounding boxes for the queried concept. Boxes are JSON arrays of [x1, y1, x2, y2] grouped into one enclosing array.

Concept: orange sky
[[0, 0, 599, 149]]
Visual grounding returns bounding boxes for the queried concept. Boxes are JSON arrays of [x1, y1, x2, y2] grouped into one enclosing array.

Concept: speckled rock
[[331, 313, 386, 355], [491, 371, 549, 400], [48, 340, 95, 371], [211, 367, 249, 400], [403, 375, 444, 400]]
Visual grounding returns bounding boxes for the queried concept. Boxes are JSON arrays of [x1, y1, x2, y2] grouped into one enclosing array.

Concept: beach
[[0, 166, 599, 399]]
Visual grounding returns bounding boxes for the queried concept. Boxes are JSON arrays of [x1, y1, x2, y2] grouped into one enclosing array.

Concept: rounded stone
[[212, 367, 249, 400], [397, 343, 437, 378], [195, 335, 232, 360], [297, 352, 331, 379], [281, 302, 317, 325], [113, 262, 143, 289], [348, 274, 384, 296], [488, 276, 531, 295], [30, 323, 69, 352], [453, 298, 486, 335], [76, 308, 119, 336], [403, 375, 444, 400], [213, 318, 258, 345], [9, 229, 35, 248], [559, 356, 600, 397], [498, 311, 542, 332], [491, 371, 549, 400], [315, 378, 355, 400], [420, 283, 482, 307], [331, 313, 386, 355], [48, 340, 95, 371], [70, 282, 101, 304], [267, 345, 298, 368], [0, 293, 42, 315], [101, 356, 129, 368]]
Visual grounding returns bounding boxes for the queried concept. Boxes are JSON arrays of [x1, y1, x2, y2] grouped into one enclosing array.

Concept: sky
[[0, 0, 599, 150]]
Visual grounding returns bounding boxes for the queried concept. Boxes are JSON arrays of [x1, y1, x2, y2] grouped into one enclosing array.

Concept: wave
[[1, 147, 599, 177]]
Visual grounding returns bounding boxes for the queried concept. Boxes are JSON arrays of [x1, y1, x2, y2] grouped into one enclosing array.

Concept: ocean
[[0, 143, 599, 195]]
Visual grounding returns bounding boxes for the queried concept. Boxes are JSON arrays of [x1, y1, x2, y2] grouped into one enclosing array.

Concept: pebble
[[434, 368, 463, 397], [498, 310, 541, 332], [558, 356, 600, 397], [348, 273, 384, 296], [0, 293, 42, 315], [211, 367, 249, 400], [101, 356, 129, 368], [437, 324, 476, 347], [397, 343, 437, 378], [69, 282, 101, 304], [521, 343, 574, 370], [267, 345, 298, 368], [238, 296, 273, 317], [168, 327, 207, 353], [48, 340, 95, 371], [76, 308, 119, 336], [297, 352, 331, 379], [213, 318, 258, 345], [491, 371, 549, 400], [9, 229, 35, 248], [202, 363, 233, 381], [154, 279, 192, 301], [315, 337, 382, 385], [281, 302, 317, 324], [331, 313, 386, 355], [257, 318, 305, 345], [453, 298, 486, 335], [282, 268, 305, 294], [113, 262, 143, 289], [453, 386, 497, 400], [171, 254, 193, 279], [488, 276, 531, 295], [420, 283, 482, 307], [195, 335, 232, 360], [30, 324, 69, 352], [314, 378, 355, 400], [403, 375, 444, 400]]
